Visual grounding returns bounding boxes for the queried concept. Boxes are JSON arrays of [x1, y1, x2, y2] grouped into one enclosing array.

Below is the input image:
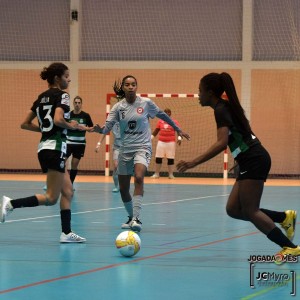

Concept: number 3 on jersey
[[36, 105, 54, 132]]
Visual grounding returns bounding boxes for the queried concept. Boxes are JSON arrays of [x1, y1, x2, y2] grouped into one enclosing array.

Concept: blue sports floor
[[0, 176, 299, 300]]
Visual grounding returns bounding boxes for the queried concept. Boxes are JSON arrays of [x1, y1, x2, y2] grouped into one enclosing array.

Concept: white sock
[[133, 195, 142, 219]]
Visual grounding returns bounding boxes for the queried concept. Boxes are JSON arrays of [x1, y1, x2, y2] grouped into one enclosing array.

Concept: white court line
[[4, 194, 229, 223]]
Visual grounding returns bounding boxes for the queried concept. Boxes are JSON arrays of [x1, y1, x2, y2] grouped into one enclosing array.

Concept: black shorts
[[66, 144, 86, 160], [236, 144, 271, 181], [38, 150, 66, 173]]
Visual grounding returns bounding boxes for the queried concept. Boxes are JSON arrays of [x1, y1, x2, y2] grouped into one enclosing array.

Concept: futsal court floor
[[0, 174, 299, 300]]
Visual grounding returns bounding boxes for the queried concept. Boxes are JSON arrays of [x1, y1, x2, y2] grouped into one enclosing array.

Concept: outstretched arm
[[177, 127, 229, 172], [156, 110, 190, 140]]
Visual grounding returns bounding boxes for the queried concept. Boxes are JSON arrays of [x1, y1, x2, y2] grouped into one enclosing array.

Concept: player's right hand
[[93, 124, 105, 133]]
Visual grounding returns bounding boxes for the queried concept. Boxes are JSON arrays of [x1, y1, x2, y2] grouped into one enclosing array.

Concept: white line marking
[[4, 194, 229, 223]]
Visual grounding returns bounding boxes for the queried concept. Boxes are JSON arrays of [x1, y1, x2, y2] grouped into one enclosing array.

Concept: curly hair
[[40, 62, 68, 85]]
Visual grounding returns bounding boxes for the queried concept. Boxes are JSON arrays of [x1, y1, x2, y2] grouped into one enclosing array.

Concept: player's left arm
[[20, 110, 40, 132]]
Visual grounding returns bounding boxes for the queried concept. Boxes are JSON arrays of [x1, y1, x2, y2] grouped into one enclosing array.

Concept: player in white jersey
[[93, 75, 190, 232], [95, 122, 121, 192]]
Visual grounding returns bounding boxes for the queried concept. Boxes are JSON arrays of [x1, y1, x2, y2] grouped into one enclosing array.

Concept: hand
[[176, 160, 196, 173], [69, 120, 79, 130], [93, 124, 105, 133], [77, 124, 86, 131], [95, 142, 101, 153], [178, 131, 190, 141], [85, 126, 94, 132]]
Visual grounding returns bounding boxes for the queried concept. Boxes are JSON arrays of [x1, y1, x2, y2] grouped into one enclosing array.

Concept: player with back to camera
[[93, 75, 190, 232], [0, 62, 86, 243], [177, 72, 299, 256], [151, 108, 181, 179], [95, 122, 121, 192], [66, 96, 94, 188]]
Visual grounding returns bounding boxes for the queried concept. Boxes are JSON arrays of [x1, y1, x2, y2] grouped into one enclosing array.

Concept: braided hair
[[113, 75, 137, 100], [200, 72, 252, 134]]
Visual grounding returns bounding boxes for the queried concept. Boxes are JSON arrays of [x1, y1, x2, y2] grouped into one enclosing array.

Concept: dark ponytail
[[220, 72, 252, 134], [113, 75, 137, 100], [201, 72, 252, 134]]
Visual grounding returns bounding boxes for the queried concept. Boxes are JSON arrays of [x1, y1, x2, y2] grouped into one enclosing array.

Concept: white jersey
[[103, 97, 160, 154]]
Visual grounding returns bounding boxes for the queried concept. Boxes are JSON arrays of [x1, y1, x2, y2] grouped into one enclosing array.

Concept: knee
[[226, 203, 241, 219], [60, 187, 74, 200], [44, 194, 59, 206], [226, 205, 235, 218], [134, 174, 144, 186]]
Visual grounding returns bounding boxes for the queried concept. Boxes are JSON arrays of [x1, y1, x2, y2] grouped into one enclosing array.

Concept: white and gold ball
[[115, 230, 141, 257]]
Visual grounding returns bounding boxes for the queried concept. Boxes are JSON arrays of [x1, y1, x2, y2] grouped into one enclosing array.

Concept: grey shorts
[[117, 151, 151, 175]]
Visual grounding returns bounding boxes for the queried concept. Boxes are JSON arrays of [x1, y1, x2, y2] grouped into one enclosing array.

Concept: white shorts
[[155, 141, 176, 159], [118, 151, 151, 175]]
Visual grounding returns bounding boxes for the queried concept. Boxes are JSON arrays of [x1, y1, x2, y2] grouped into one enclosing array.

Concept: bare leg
[[226, 180, 296, 248]]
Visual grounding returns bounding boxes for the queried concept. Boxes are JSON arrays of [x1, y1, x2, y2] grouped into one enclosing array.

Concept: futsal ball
[[115, 230, 141, 257]]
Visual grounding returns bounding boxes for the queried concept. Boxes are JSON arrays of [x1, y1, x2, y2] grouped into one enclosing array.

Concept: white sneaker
[[169, 174, 175, 179], [1, 196, 13, 223], [130, 218, 142, 232], [121, 216, 132, 229], [43, 185, 47, 191], [112, 187, 119, 193], [151, 174, 159, 179], [60, 232, 86, 243]]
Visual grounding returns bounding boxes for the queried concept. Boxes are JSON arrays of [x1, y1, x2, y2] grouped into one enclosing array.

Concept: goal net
[[107, 93, 233, 178], [0, 0, 299, 179]]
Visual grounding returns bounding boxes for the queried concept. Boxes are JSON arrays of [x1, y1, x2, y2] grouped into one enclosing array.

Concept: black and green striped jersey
[[66, 111, 93, 145], [31, 88, 70, 153], [214, 100, 260, 159]]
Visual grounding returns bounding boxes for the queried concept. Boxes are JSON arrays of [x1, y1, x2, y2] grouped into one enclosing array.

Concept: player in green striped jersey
[[66, 96, 94, 187]]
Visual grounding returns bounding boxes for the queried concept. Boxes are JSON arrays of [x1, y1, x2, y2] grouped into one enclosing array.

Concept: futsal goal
[[105, 93, 233, 179]]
